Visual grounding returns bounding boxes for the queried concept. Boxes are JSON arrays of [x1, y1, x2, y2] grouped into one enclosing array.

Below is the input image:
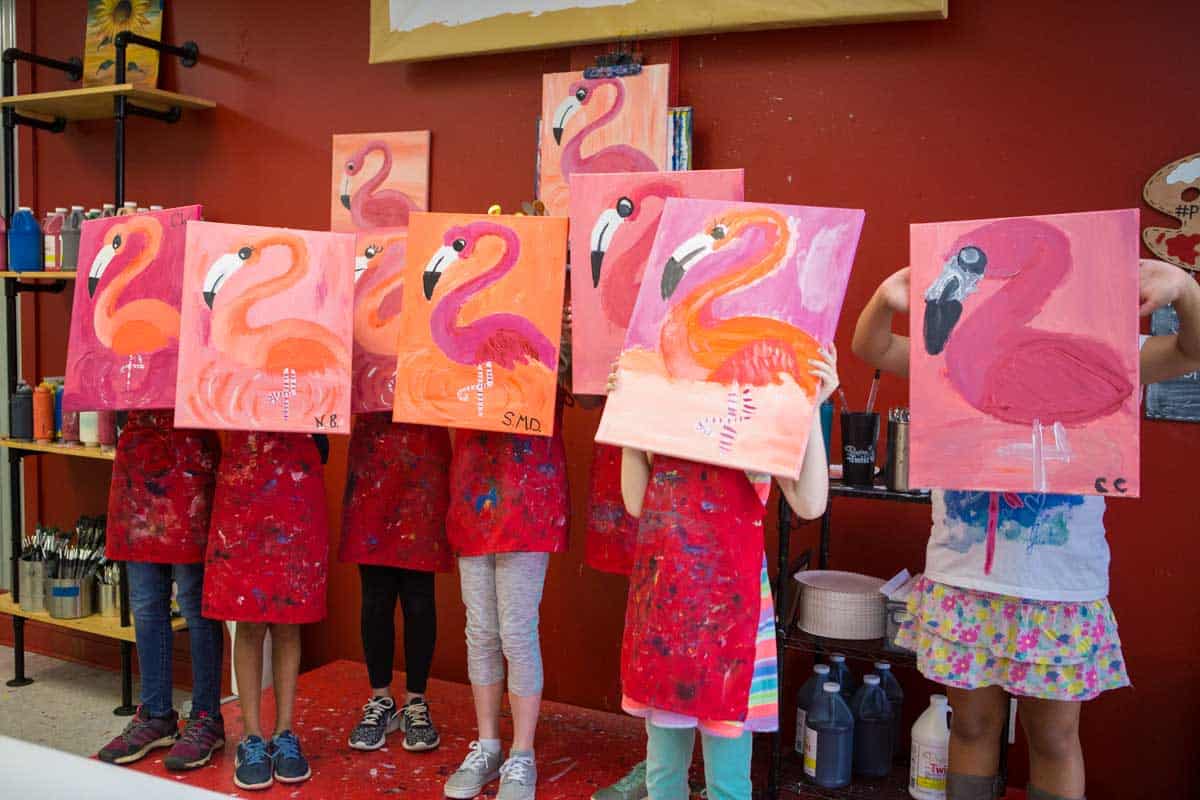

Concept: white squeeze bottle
[[909, 694, 950, 799]]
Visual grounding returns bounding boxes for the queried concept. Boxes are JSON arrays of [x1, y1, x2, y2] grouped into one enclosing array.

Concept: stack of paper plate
[[795, 570, 887, 640]]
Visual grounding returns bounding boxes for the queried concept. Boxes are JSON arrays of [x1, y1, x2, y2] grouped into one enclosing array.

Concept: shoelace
[[119, 708, 162, 744], [500, 755, 535, 785], [612, 761, 647, 791], [359, 696, 393, 728], [179, 717, 216, 746], [404, 701, 431, 729], [241, 738, 270, 766], [273, 733, 302, 761], [459, 741, 493, 772]]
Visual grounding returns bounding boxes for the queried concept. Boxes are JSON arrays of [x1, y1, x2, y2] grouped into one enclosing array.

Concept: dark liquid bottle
[[804, 682, 854, 789], [851, 674, 894, 777]]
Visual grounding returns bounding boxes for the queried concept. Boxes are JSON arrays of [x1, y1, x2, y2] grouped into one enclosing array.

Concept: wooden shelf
[[0, 438, 115, 461], [0, 271, 76, 279], [0, 84, 214, 122], [0, 592, 186, 643]]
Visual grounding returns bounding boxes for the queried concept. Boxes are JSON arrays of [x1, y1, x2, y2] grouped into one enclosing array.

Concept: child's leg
[[234, 622, 269, 737], [396, 568, 437, 701], [459, 555, 504, 741], [269, 623, 303, 734], [1019, 697, 1084, 800], [699, 728, 753, 800], [173, 563, 223, 716], [126, 562, 176, 716], [644, 721, 694, 799], [495, 551, 549, 752], [359, 564, 402, 696], [946, 686, 1007, 781]]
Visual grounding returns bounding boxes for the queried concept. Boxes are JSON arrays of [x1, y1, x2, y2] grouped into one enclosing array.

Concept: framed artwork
[[331, 131, 430, 233], [909, 210, 1141, 496], [174, 222, 356, 434], [83, 0, 163, 88], [597, 198, 864, 476], [352, 231, 409, 412], [392, 212, 567, 436], [567, 169, 745, 394], [64, 205, 202, 411]]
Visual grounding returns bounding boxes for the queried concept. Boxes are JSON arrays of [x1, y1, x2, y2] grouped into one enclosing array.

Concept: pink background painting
[[568, 169, 745, 395], [330, 130, 430, 233], [352, 230, 408, 412], [174, 221, 355, 434], [909, 209, 1141, 496], [64, 205, 202, 411], [597, 198, 864, 477]]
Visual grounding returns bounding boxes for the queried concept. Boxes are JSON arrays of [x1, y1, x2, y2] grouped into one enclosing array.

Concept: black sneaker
[[400, 696, 440, 752], [348, 695, 400, 751]]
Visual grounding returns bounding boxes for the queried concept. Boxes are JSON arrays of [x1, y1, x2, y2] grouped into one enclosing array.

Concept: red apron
[[339, 413, 453, 572], [203, 432, 330, 624], [585, 441, 639, 576], [106, 411, 220, 564], [621, 455, 765, 723]]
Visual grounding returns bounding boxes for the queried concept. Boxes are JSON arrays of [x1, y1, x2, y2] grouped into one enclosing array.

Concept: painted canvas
[[83, 0, 163, 88], [174, 222, 356, 434], [352, 231, 409, 412], [538, 65, 669, 218], [909, 209, 1141, 497], [597, 198, 865, 476], [568, 169, 745, 394], [331, 131, 431, 233], [392, 212, 567, 436], [63, 205, 202, 411]]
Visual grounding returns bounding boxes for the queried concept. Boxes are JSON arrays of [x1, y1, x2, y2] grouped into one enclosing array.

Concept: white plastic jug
[[909, 694, 950, 799]]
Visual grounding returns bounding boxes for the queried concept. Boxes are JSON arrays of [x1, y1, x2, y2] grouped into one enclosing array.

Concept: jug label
[[794, 710, 806, 754], [803, 726, 818, 777], [910, 740, 948, 794]]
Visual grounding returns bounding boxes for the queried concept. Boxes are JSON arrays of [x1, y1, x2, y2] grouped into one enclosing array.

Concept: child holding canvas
[[851, 259, 1200, 800]]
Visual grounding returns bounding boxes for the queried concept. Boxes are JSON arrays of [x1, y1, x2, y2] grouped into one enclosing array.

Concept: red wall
[[8, 2, 1198, 797]]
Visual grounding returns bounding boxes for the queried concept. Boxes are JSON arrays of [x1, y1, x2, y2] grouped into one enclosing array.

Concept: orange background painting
[[392, 212, 567, 436], [330, 131, 430, 232]]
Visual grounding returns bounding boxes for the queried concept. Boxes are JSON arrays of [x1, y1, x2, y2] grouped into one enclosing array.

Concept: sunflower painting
[[83, 0, 164, 89]]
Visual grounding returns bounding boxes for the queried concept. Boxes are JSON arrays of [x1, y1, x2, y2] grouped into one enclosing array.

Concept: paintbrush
[[865, 369, 881, 415]]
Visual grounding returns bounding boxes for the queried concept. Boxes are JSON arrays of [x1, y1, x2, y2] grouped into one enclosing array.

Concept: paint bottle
[[851, 675, 893, 777], [101, 203, 116, 218], [118, 201, 137, 216], [86, 208, 101, 220], [909, 695, 951, 800], [9, 381, 33, 440], [804, 682, 854, 789], [44, 207, 66, 270], [149, 204, 163, 212], [53, 382, 64, 438], [97, 409, 117, 452], [32, 383, 54, 443], [78, 411, 99, 447], [0, 213, 7, 271], [8, 207, 42, 272], [828, 653, 858, 701], [61, 206, 85, 270], [62, 408, 80, 446], [875, 661, 906, 759], [795, 663, 831, 755]]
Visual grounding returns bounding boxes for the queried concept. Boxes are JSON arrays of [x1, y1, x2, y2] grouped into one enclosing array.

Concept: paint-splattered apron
[[105, 411, 220, 564], [621, 455, 766, 723], [585, 441, 639, 576], [339, 412, 453, 572], [202, 432, 329, 624]]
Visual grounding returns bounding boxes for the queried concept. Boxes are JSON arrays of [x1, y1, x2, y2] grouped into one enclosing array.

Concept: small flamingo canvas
[[538, 64, 669, 217], [392, 212, 567, 436], [352, 231, 408, 412], [64, 205, 202, 411], [331, 131, 430, 232], [909, 209, 1141, 497], [174, 222, 356, 434], [597, 198, 865, 477]]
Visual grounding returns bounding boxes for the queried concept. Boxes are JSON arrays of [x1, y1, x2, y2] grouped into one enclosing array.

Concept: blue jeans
[[645, 720, 753, 800], [126, 561, 223, 717]]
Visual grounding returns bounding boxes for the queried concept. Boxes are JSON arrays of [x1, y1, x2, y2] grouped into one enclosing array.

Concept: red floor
[[127, 659, 646, 798]]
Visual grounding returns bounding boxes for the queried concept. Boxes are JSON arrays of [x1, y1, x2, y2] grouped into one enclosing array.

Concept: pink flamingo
[[340, 140, 419, 229], [551, 78, 659, 180], [421, 221, 557, 370]]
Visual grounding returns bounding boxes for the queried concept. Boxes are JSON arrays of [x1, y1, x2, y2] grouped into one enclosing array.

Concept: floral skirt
[[896, 577, 1130, 701]]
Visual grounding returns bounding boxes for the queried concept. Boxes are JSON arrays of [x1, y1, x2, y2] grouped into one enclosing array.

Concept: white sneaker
[[497, 751, 537, 800], [444, 741, 502, 798]]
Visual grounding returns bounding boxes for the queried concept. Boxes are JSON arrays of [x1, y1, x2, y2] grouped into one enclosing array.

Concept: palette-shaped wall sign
[[909, 209, 1141, 496], [331, 131, 430, 233], [174, 222, 356, 434], [392, 212, 567, 436], [352, 231, 408, 412], [1143, 151, 1200, 271], [597, 198, 864, 477], [64, 205, 202, 411]]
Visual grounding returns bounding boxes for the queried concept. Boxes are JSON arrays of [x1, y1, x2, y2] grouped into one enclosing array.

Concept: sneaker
[[271, 730, 312, 784], [592, 761, 648, 800], [444, 741, 502, 799], [401, 697, 441, 752], [498, 751, 538, 800], [234, 735, 273, 791], [348, 695, 401, 751], [164, 711, 225, 771], [97, 706, 179, 765]]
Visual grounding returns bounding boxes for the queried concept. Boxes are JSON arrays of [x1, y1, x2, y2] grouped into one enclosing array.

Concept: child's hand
[[808, 343, 840, 405], [606, 360, 620, 394], [877, 267, 911, 315], [1139, 259, 1196, 316]]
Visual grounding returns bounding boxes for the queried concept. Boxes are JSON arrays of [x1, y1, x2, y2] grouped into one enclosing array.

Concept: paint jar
[[43, 207, 65, 271], [98, 583, 120, 617], [79, 411, 100, 447], [886, 408, 910, 492], [62, 410, 81, 446], [851, 675, 894, 777], [805, 682, 854, 789], [827, 653, 858, 701], [18, 560, 46, 612], [97, 410, 117, 451], [8, 207, 42, 272], [875, 661, 905, 760], [795, 663, 831, 755], [47, 577, 95, 619], [9, 381, 34, 440], [32, 383, 55, 443], [910, 695, 950, 799], [60, 206, 85, 270], [841, 411, 879, 486]]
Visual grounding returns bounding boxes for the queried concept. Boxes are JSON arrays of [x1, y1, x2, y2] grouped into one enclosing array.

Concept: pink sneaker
[[97, 706, 179, 765], [165, 711, 225, 771]]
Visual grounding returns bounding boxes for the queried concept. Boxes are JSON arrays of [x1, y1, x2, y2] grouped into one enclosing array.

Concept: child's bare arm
[[852, 267, 911, 378], [621, 447, 652, 518], [777, 345, 838, 520], [1138, 260, 1200, 385]]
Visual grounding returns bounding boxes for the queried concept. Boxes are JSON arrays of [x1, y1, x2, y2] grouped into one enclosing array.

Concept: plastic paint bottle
[[32, 383, 54, 443], [828, 653, 858, 701], [9, 207, 42, 272], [118, 201, 137, 216], [0, 213, 7, 271], [53, 382, 64, 438], [61, 206, 85, 270], [149, 204, 163, 211], [909, 694, 951, 799], [43, 208, 65, 271], [9, 381, 33, 440], [97, 409, 117, 452], [78, 411, 99, 447], [795, 663, 831, 755], [62, 409, 80, 446], [851, 674, 894, 777], [86, 208, 101, 220], [875, 660, 906, 759], [805, 682, 854, 789], [101, 203, 116, 218]]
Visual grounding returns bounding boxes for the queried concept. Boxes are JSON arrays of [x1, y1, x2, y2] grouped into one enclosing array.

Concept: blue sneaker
[[272, 730, 312, 784], [234, 735, 273, 791]]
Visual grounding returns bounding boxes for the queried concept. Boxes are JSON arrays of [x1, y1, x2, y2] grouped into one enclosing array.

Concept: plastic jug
[[43, 208, 65, 270], [794, 663, 831, 754], [909, 694, 951, 800], [61, 206, 85, 270], [804, 682, 854, 789], [9, 381, 33, 440], [851, 674, 893, 777], [828, 653, 858, 701], [876, 660, 906, 758], [8, 207, 42, 272]]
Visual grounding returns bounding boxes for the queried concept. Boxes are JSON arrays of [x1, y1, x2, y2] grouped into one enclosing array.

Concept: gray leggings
[[458, 552, 549, 697]]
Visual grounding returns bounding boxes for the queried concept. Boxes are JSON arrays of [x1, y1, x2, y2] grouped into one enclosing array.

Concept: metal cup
[[886, 417, 910, 492]]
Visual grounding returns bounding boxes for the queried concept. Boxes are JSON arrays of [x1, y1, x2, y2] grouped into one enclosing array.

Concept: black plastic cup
[[841, 412, 880, 487]]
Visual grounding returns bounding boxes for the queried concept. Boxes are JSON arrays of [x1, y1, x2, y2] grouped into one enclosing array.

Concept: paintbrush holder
[[98, 583, 120, 618], [47, 577, 94, 619], [17, 560, 46, 613]]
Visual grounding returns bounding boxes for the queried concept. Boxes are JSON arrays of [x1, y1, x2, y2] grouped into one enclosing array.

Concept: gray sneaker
[[444, 741, 502, 799], [497, 751, 537, 800], [592, 761, 648, 800]]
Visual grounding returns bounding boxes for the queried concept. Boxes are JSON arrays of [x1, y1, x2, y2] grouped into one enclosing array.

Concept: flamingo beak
[[340, 174, 352, 210], [87, 245, 116, 298], [661, 232, 714, 300], [202, 252, 243, 309], [923, 246, 988, 355], [354, 255, 369, 284], [423, 245, 456, 300], [589, 208, 623, 289], [552, 95, 581, 145]]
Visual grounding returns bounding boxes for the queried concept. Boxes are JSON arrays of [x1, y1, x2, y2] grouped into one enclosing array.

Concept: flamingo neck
[[563, 79, 625, 177], [95, 220, 163, 344], [357, 142, 392, 200], [361, 248, 405, 333], [216, 238, 308, 344], [431, 227, 520, 359]]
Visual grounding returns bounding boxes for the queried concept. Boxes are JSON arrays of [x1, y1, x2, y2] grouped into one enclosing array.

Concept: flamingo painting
[[567, 169, 744, 393], [596, 198, 864, 477], [538, 65, 668, 216], [909, 210, 1141, 497], [64, 205, 203, 411], [330, 131, 430, 233], [173, 222, 355, 434], [392, 212, 567, 436], [352, 232, 408, 411]]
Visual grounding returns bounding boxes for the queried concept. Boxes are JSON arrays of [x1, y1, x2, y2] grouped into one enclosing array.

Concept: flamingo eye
[[575, 87, 587, 102], [237, 247, 253, 260], [365, 245, 380, 258], [958, 246, 987, 274], [111, 234, 122, 250], [616, 197, 635, 218], [346, 161, 357, 173], [711, 224, 728, 240], [452, 238, 467, 253]]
